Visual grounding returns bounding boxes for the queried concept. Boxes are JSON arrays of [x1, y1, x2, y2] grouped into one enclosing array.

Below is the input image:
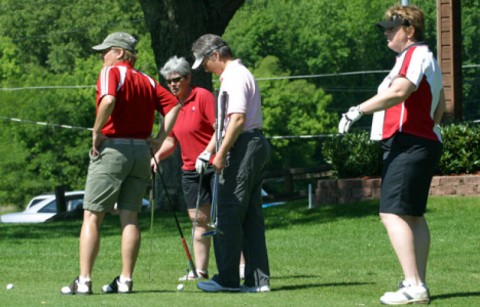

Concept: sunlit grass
[[1, 196, 479, 306]]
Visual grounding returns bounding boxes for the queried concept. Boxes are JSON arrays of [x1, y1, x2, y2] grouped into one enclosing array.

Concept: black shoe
[[102, 276, 132, 294], [61, 277, 92, 295]]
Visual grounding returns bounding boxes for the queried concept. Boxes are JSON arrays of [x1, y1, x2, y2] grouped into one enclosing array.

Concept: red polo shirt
[[171, 87, 215, 170], [96, 62, 178, 138]]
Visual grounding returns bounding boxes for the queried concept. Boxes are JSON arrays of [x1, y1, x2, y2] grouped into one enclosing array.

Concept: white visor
[[192, 54, 204, 70]]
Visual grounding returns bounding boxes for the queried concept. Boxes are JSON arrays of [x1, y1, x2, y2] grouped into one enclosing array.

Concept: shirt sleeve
[[96, 66, 120, 105], [400, 47, 425, 88]]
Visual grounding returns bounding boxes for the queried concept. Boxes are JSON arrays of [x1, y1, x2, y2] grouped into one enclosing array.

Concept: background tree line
[[0, 0, 478, 206]]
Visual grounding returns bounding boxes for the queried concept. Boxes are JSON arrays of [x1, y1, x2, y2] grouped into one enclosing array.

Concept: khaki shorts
[[83, 139, 150, 212]]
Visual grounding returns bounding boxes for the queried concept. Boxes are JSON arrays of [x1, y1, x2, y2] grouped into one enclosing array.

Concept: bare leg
[[380, 213, 429, 286], [189, 205, 211, 272], [239, 251, 246, 279], [80, 210, 105, 279], [412, 216, 430, 282], [119, 210, 141, 279]]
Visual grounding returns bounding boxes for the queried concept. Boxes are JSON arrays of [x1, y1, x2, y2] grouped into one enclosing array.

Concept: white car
[[1, 191, 86, 223], [0, 191, 150, 223]]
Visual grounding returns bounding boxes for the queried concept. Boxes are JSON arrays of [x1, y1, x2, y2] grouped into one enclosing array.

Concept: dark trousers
[[214, 130, 271, 287]]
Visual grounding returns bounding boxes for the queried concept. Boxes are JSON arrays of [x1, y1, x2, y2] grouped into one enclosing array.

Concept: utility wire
[[1, 65, 478, 92]]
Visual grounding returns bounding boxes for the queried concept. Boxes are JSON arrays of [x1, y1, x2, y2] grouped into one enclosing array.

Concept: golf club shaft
[[191, 172, 203, 262], [150, 151, 198, 278], [149, 172, 155, 281], [210, 91, 228, 228]]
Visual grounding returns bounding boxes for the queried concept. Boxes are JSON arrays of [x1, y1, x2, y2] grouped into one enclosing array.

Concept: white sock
[[119, 275, 132, 283], [78, 276, 91, 283]]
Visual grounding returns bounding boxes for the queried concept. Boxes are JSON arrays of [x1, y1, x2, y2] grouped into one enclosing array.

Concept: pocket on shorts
[[89, 148, 101, 162]]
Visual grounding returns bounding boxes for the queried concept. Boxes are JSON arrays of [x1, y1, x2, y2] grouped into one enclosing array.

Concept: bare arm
[[212, 113, 245, 172], [150, 104, 180, 152], [91, 94, 116, 156], [359, 77, 416, 114], [151, 136, 177, 172], [204, 131, 217, 154]]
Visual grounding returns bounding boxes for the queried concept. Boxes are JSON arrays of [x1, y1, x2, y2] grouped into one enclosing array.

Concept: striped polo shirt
[[370, 44, 443, 142]]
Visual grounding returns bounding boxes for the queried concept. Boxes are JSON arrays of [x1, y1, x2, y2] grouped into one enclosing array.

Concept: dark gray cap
[[377, 14, 410, 29], [92, 32, 137, 52]]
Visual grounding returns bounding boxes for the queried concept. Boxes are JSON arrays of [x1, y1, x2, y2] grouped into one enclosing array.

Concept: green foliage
[[322, 131, 383, 178], [322, 124, 480, 178], [0, 36, 21, 81], [0, 0, 149, 74], [0, 0, 479, 204], [252, 56, 336, 168], [437, 123, 480, 175], [0, 0, 154, 206]]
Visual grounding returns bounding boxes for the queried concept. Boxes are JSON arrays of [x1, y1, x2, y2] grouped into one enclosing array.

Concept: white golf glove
[[338, 106, 363, 134], [195, 150, 212, 174]]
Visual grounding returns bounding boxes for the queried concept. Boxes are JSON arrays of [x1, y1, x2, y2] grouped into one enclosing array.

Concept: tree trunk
[[139, 0, 245, 89]]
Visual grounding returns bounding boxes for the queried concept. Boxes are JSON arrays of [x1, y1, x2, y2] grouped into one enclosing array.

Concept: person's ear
[[114, 48, 125, 59], [406, 26, 415, 40]]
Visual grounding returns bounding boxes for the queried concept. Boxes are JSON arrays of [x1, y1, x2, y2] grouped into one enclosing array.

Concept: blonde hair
[[384, 4, 425, 41]]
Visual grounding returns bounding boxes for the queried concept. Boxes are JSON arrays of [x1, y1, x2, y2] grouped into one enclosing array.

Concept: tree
[[139, 0, 246, 89], [0, 0, 478, 205], [0, 0, 152, 205]]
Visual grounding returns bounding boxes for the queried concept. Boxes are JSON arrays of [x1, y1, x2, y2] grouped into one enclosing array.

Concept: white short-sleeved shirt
[[218, 59, 263, 133], [370, 44, 443, 142]]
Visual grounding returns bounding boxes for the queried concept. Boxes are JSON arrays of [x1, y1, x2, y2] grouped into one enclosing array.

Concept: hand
[[338, 106, 363, 134], [151, 156, 159, 173], [91, 130, 108, 157], [195, 150, 212, 174], [212, 154, 226, 174]]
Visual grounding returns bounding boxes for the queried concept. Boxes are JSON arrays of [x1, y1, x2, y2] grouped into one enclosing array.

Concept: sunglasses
[[166, 76, 183, 84]]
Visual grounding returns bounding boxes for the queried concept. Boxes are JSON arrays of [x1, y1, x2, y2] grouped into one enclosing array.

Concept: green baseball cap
[[92, 32, 137, 52]]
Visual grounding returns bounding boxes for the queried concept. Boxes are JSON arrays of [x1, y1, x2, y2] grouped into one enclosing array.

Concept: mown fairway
[[1, 196, 479, 306]]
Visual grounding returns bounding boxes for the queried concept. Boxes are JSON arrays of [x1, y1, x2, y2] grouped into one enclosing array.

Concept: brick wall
[[315, 175, 480, 206]]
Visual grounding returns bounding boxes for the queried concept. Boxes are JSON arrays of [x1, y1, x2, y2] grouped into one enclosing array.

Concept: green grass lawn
[[1, 196, 480, 306]]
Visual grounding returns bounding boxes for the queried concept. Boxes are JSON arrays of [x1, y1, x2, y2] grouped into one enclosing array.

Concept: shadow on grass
[[0, 211, 179, 240], [264, 199, 379, 230], [0, 199, 379, 240], [431, 291, 480, 302], [274, 281, 373, 291]]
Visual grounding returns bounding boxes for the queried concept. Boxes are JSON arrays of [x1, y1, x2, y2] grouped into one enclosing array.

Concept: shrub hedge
[[322, 123, 480, 178]]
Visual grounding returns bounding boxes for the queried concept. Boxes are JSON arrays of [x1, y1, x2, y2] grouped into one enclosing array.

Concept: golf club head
[[201, 229, 224, 237], [202, 223, 224, 237]]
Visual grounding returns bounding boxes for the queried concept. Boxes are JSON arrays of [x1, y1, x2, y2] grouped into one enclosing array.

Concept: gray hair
[[191, 34, 233, 59], [160, 56, 191, 78]]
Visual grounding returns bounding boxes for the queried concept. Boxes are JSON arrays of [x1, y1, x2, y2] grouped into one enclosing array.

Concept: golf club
[[190, 171, 203, 259], [202, 90, 228, 237], [149, 174, 155, 281], [150, 151, 198, 279]]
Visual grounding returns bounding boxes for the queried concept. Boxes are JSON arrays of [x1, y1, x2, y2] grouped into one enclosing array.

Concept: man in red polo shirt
[[61, 32, 180, 295]]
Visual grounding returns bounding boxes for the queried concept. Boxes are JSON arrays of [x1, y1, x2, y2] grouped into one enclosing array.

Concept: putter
[[150, 151, 198, 279], [202, 91, 228, 237]]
